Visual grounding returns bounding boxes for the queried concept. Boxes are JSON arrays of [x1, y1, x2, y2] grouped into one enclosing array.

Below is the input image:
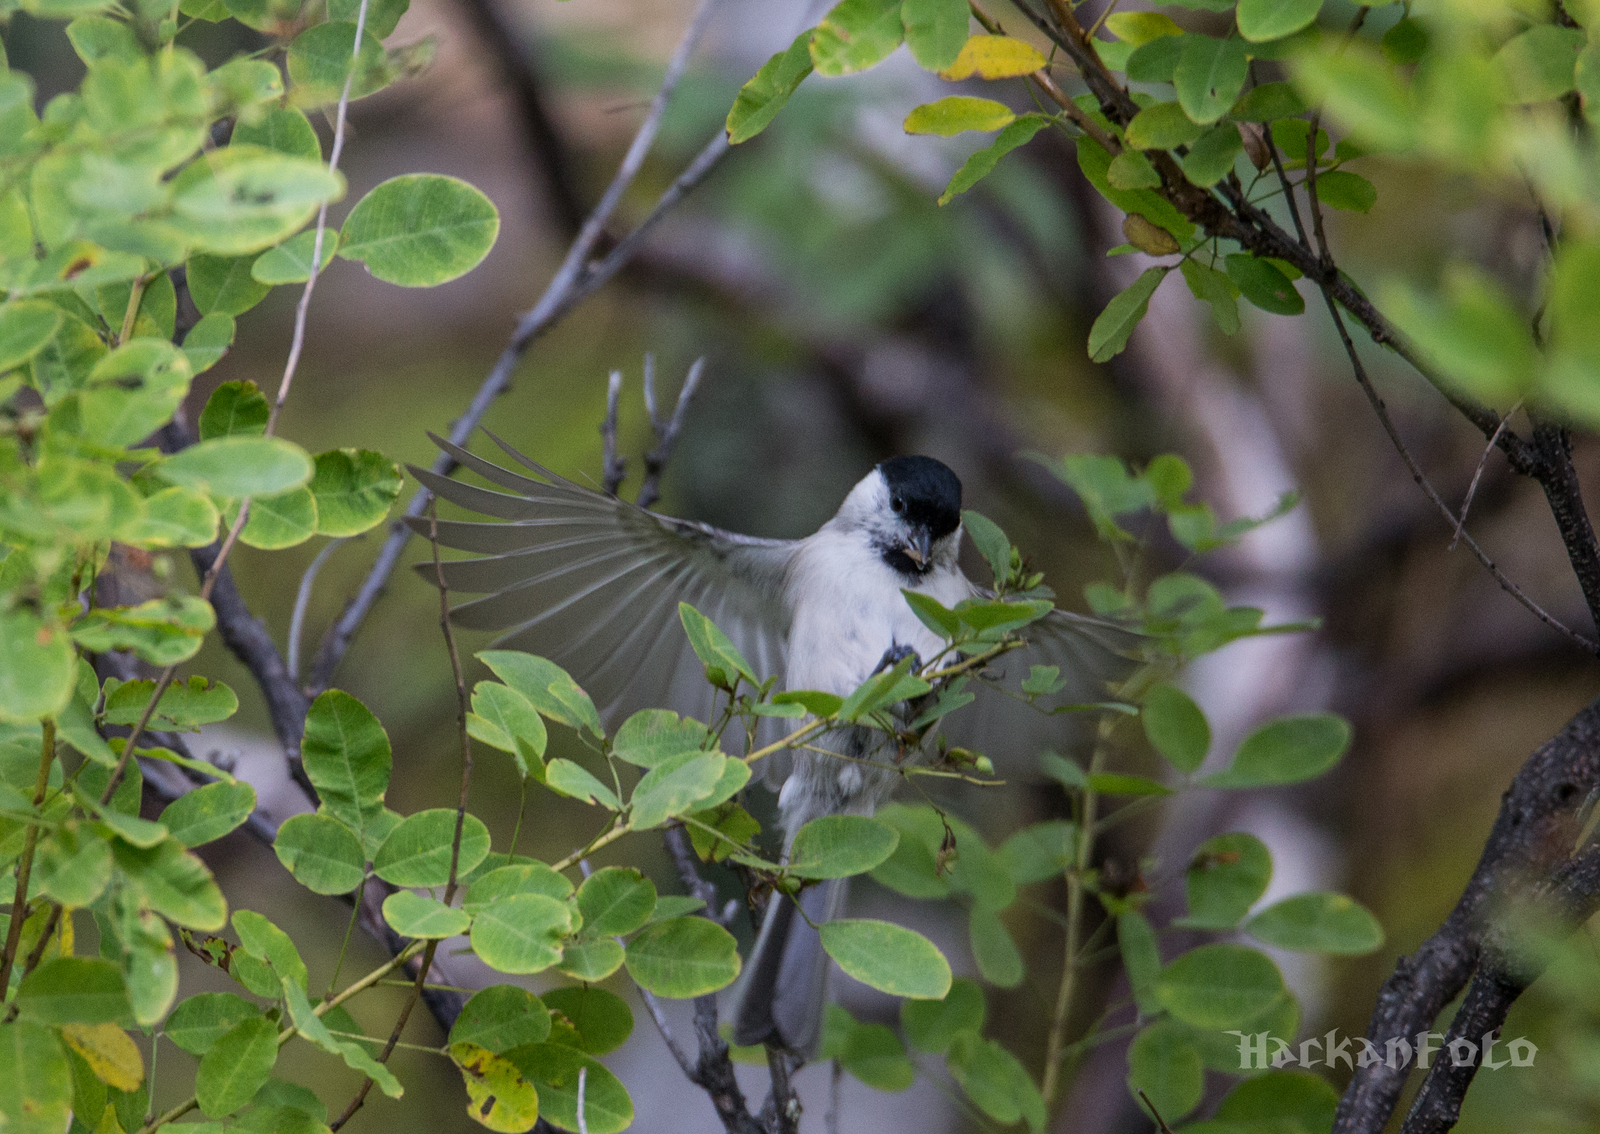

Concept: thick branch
[[1530, 422, 1600, 636], [1334, 697, 1600, 1133]]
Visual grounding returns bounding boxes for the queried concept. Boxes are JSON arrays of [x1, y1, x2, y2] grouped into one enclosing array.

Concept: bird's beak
[[903, 530, 932, 568]]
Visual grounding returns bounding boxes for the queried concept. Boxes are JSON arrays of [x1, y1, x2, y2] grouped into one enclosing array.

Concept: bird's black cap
[[879, 456, 962, 538]]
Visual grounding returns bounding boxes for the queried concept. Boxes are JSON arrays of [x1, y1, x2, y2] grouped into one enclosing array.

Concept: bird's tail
[[730, 877, 848, 1057]]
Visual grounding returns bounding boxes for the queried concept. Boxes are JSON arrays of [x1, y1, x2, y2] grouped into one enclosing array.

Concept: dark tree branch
[[451, 0, 586, 239], [638, 356, 704, 511]]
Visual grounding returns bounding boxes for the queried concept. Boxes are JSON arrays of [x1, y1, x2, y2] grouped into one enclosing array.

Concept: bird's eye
[[890, 496, 904, 514]]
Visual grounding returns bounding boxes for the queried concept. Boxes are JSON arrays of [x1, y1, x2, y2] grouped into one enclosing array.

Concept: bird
[[407, 431, 1135, 1057]]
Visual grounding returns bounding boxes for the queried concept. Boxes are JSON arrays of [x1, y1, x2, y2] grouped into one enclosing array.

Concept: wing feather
[[406, 435, 795, 733]]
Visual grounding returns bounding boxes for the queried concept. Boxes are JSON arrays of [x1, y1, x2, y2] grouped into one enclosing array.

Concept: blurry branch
[[660, 826, 769, 1134], [640, 355, 704, 510], [452, 0, 586, 238], [288, 537, 347, 684], [307, 0, 732, 694], [601, 370, 626, 496]]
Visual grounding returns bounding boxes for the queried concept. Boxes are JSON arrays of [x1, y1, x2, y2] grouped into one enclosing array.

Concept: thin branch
[[601, 370, 626, 496], [638, 356, 704, 510], [1451, 408, 1518, 551], [0, 721, 56, 993], [1318, 289, 1599, 655], [307, 0, 731, 693], [289, 538, 347, 685]]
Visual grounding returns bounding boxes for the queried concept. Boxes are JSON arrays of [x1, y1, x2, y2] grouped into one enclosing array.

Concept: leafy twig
[[0, 720, 56, 994]]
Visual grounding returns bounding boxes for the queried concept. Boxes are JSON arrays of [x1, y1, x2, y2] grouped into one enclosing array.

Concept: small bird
[[409, 432, 1133, 1056]]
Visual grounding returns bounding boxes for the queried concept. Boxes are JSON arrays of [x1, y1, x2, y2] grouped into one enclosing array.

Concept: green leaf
[[1174, 35, 1249, 124], [624, 916, 741, 997], [1120, 910, 1163, 1016], [171, 147, 345, 257], [677, 604, 757, 686], [541, 986, 633, 1055], [810, 0, 904, 76], [969, 910, 1023, 987], [1237, 0, 1322, 44], [0, 300, 63, 373], [478, 651, 602, 737], [1179, 258, 1240, 335], [1156, 944, 1285, 1029], [309, 448, 403, 535], [78, 339, 193, 448], [0, 611, 72, 724], [199, 380, 269, 440], [110, 836, 226, 929], [182, 312, 236, 374], [841, 1023, 915, 1091], [902, 0, 969, 70], [1203, 713, 1350, 788], [337, 174, 499, 287], [1127, 1020, 1204, 1123], [819, 919, 951, 999], [611, 709, 708, 768], [72, 596, 214, 667], [1125, 101, 1206, 150], [629, 751, 726, 829], [771, 689, 844, 717], [1213, 1069, 1337, 1127], [1495, 25, 1584, 103], [233, 909, 308, 991], [373, 808, 491, 887], [556, 937, 625, 982], [300, 690, 392, 849], [1180, 122, 1244, 187], [1109, 149, 1163, 190], [448, 1042, 541, 1133], [271, 812, 366, 894], [788, 815, 899, 879], [1179, 831, 1273, 928], [35, 826, 113, 907], [467, 682, 547, 776], [164, 992, 262, 1056], [280, 979, 402, 1099], [327, 0, 410, 37], [688, 802, 761, 862], [383, 890, 472, 939], [1292, 44, 1413, 150], [902, 977, 985, 1053], [1381, 268, 1539, 404], [0, 1022, 71, 1134], [1225, 253, 1305, 316], [1245, 892, 1383, 954], [726, 31, 813, 144], [230, 485, 318, 550], [158, 781, 256, 848], [576, 867, 656, 937], [450, 985, 552, 1053], [1142, 683, 1209, 773], [1089, 268, 1169, 363], [937, 114, 1050, 205], [502, 1044, 633, 1134], [161, 436, 314, 498], [904, 96, 1016, 136], [186, 255, 271, 317], [232, 107, 322, 161], [1087, 772, 1171, 796], [997, 820, 1075, 885], [250, 228, 338, 285], [471, 893, 572, 974], [1311, 168, 1376, 212], [543, 759, 621, 808], [286, 21, 393, 105], [15, 958, 132, 1025], [463, 863, 573, 913], [959, 509, 1012, 587], [946, 1033, 1045, 1129], [1231, 80, 1307, 121], [196, 1017, 278, 1118]]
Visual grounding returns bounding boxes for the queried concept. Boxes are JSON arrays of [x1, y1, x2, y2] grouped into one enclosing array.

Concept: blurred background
[[15, 0, 1600, 1129]]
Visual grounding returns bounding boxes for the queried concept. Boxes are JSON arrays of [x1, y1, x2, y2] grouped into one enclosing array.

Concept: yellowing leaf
[[939, 35, 1046, 80], [1123, 214, 1179, 255], [60, 1023, 144, 1091], [451, 1042, 541, 1132], [904, 96, 1016, 136], [1103, 12, 1183, 46]]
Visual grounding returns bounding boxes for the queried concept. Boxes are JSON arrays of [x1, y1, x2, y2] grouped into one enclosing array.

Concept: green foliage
[[624, 916, 741, 997], [820, 918, 952, 999], [338, 175, 500, 287]]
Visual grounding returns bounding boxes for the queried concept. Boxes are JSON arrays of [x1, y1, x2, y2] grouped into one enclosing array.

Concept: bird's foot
[[874, 643, 922, 675]]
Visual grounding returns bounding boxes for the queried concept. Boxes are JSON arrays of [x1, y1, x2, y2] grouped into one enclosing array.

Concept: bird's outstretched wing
[[941, 606, 1145, 767], [406, 432, 796, 730]]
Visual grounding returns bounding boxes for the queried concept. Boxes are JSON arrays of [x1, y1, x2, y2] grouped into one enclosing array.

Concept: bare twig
[[576, 1067, 589, 1134], [289, 538, 347, 684], [0, 721, 56, 993], [1451, 407, 1518, 551], [638, 356, 705, 510], [308, 0, 731, 693], [826, 1060, 843, 1134], [601, 370, 626, 496]]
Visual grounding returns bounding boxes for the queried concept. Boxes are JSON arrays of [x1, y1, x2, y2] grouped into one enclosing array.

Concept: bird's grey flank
[[407, 431, 1133, 1058]]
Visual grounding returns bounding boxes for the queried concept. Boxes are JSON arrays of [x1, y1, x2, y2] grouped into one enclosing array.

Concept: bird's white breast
[[782, 527, 972, 696]]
